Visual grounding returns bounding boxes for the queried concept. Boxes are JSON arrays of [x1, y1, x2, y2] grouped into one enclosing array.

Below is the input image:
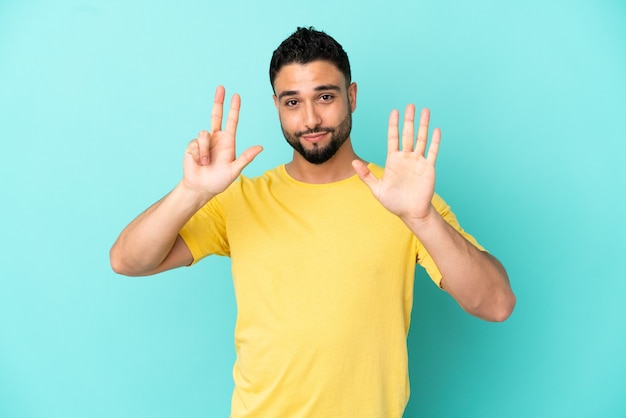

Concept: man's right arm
[[109, 86, 262, 277], [109, 184, 216, 276]]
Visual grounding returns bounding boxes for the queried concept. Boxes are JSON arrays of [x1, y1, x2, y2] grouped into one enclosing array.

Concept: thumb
[[351, 160, 379, 191], [231, 145, 263, 174]]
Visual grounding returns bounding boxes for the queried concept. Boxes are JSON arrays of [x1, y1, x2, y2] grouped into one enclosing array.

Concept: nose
[[303, 102, 321, 130]]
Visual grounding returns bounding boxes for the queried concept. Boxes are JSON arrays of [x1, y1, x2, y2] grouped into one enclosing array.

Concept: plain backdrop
[[1, 0, 625, 417]]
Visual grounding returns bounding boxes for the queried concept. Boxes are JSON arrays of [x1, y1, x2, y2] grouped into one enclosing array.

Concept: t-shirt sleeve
[[416, 193, 486, 288], [179, 190, 232, 264]]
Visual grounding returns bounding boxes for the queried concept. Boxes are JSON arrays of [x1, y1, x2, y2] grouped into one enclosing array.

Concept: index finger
[[210, 86, 226, 132], [387, 109, 400, 153]]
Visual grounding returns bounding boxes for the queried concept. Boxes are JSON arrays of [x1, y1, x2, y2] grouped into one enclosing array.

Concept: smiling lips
[[299, 130, 332, 144]]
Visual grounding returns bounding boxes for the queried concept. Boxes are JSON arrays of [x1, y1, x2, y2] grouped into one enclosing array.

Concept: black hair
[[269, 27, 351, 90]]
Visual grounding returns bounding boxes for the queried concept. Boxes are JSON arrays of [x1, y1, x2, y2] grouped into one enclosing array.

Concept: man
[[110, 27, 515, 417]]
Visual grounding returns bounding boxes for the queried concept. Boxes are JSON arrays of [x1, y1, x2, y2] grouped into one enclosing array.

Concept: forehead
[[273, 60, 346, 95]]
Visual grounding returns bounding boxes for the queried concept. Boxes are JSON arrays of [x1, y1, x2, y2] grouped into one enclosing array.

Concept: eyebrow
[[277, 84, 342, 100]]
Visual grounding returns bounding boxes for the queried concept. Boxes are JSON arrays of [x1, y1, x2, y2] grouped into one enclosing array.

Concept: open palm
[[353, 105, 440, 221]]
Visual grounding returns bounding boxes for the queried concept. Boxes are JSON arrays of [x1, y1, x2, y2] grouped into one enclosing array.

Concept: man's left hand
[[352, 105, 441, 224]]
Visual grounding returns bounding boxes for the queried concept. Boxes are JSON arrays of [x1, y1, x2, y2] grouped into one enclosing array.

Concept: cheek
[[279, 111, 300, 130], [277, 112, 289, 129], [325, 104, 348, 126]]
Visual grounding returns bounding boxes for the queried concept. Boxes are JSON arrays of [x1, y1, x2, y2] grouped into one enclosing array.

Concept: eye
[[284, 99, 298, 107], [319, 94, 334, 102]]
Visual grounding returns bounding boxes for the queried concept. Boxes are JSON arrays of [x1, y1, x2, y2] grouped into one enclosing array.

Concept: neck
[[285, 139, 366, 184]]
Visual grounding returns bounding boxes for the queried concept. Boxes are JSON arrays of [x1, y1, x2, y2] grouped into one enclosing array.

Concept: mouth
[[299, 130, 332, 144]]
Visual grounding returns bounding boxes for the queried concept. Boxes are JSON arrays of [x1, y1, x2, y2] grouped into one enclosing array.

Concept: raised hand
[[183, 86, 263, 198], [352, 104, 440, 222]]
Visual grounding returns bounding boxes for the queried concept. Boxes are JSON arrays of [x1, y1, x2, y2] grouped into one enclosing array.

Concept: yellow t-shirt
[[180, 164, 483, 418]]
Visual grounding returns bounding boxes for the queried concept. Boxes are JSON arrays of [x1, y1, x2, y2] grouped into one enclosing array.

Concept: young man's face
[[272, 60, 357, 164]]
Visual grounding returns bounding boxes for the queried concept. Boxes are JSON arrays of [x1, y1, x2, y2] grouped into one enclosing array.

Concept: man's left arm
[[403, 206, 515, 322], [352, 104, 515, 322]]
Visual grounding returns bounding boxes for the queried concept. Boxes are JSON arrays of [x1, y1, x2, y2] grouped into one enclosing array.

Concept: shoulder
[[216, 166, 285, 202], [366, 162, 385, 177], [235, 165, 284, 189]]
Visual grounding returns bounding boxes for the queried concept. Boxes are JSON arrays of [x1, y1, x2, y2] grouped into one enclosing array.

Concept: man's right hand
[[183, 86, 263, 199], [110, 86, 262, 276]]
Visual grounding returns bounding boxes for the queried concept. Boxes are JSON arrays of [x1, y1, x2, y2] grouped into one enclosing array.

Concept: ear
[[273, 94, 280, 113], [348, 82, 357, 113]]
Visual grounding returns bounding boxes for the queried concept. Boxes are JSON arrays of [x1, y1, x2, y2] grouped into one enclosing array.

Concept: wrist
[[175, 180, 217, 210], [400, 204, 441, 235]]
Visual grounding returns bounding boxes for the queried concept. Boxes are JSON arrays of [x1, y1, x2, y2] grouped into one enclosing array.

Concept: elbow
[[482, 291, 516, 323], [109, 246, 137, 277], [479, 260, 516, 322], [458, 285, 516, 322], [110, 258, 128, 276], [110, 251, 128, 276], [109, 245, 164, 277]]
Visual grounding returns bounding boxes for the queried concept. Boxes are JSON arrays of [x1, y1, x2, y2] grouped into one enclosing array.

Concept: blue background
[[1, 0, 625, 417]]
